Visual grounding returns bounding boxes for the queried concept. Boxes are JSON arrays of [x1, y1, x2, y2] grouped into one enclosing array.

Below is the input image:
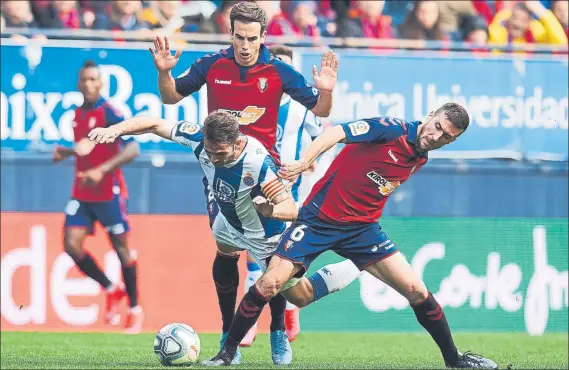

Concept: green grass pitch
[[1, 332, 567, 369]]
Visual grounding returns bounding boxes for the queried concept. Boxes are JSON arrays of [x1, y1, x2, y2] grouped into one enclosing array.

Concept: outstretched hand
[[312, 50, 339, 94], [149, 36, 182, 72]]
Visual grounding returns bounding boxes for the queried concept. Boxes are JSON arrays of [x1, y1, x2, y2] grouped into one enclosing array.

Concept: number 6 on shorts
[[290, 225, 307, 242]]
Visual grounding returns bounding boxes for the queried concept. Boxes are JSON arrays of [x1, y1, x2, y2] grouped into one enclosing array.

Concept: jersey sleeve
[[174, 53, 220, 97], [341, 117, 407, 144], [303, 110, 323, 139], [258, 155, 286, 202], [170, 121, 203, 149], [272, 59, 320, 111]]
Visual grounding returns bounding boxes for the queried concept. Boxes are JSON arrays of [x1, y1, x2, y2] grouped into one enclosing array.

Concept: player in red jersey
[[204, 103, 498, 369], [149, 1, 338, 362], [52, 60, 143, 334]]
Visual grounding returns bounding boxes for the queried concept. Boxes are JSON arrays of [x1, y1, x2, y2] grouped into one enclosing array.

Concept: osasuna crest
[[258, 78, 268, 93]]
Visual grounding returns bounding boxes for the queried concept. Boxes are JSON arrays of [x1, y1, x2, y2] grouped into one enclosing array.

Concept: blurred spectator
[[488, 1, 568, 45], [92, 0, 148, 31], [33, 1, 93, 29], [398, 1, 447, 41], [550, 0, 568, 37], [460, 15, 489, 46], [200, 0, 236, 34], [256, 0, 282, 34], [2, 0, 40, 28], [1, 14, 5, 32], [268, 1, 320, 38], [141, 1, 187, 32], [437, 1, 478, 37], [337, 0, 393, 39]]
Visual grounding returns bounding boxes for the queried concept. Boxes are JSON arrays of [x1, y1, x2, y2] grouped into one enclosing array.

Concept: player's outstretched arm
[[310, 50, 338, 117], [149, 36, 184, 104], [88, 117, 177, 144], [278, 125, 346, 181]]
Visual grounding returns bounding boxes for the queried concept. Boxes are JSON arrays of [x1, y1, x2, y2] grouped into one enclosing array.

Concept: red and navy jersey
[[305, 117, 428, 224], [72, 97, 132, 202], [175, 44, 320, 162]]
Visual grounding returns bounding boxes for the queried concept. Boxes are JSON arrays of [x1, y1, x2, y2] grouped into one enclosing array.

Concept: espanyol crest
[[258, 77, 268, 93]]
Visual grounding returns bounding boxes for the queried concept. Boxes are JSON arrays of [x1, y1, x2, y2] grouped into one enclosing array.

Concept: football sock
[[224, 286, 268, 354], [412, 292, 458, 364], [212, 252, 240, 333], [268, 293, 287, 332], [307, 259, 362, 301], [76, 252, 112, 289], [122, 261, 139, 308], [245, 261, 262, 292]]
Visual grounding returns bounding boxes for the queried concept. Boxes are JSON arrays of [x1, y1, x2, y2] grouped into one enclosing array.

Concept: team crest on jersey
[[243, 172, 255, 186], [179, 122, 200, 135], [218, 106, 266, 125], [366, 171, 400, 196], [88, 117, 97, 128], [348, 121, 370, 136], [284, 240, 294, 251], [258, 78, 268, 93]]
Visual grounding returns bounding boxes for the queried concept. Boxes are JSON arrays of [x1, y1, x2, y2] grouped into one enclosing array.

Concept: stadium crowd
[[1, 0, 567, 48]]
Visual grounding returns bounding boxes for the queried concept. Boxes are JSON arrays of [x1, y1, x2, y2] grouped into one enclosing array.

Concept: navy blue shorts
[[64, 195, 130, 235], [275, 208, 398, 276], [202, 176, 219, 228]]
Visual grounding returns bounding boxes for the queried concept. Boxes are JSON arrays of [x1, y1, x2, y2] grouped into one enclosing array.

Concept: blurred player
[[87, 111, 362, 365], [204, 103, 498, 369], [149, 1, 338, 361], [241, 44, 328, 346], [52, 60, 143, 334]]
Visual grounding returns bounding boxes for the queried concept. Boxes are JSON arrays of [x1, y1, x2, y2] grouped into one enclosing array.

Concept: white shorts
[[212, 213, 300, 291]]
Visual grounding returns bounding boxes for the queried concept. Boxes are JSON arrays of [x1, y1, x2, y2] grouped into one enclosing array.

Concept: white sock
[[129, 305, 142, 314], [245, 266, 262, 293], [286, 301, 297, 311], [306, 259, 362, 301]]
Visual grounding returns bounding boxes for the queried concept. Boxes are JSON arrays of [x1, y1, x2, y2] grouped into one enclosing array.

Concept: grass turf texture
[[1, 332, 567, 369]]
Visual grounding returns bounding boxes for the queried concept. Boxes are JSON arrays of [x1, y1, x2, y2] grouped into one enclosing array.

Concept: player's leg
[[355, 235, 497, 368], [240, 252, 261, 347], [63, 199, 124, 325], [94, 195, 142, 332], [211, 215, 243, 365]]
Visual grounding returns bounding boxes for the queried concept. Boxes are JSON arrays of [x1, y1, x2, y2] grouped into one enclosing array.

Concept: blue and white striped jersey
[[275, 95, 323, 203], [171, 121, 286, 240]]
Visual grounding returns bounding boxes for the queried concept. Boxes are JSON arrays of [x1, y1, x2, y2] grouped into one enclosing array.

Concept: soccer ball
[[154, 323, 201, 366]]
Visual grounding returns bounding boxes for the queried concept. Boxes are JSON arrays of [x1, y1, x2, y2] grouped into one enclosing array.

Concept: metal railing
[[2, 26, 568, 55]]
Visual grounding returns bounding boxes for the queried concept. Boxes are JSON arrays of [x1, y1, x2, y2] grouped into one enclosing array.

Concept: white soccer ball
[[154, 323, 201, 366]]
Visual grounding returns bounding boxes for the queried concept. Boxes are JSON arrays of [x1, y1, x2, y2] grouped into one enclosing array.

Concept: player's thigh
[[364, 251, 428, 305], [92, 195, 130, 237], [212, 215, 244, 257], [63, 226, 90, 258]]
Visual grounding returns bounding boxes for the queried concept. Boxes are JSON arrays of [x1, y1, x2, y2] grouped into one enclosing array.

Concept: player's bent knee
[[255, 275, 284, 299], [403, 283, 429, 305]]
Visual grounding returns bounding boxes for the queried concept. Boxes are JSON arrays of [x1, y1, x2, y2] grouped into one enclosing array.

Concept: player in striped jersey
[[88, 110, 362, 366], [242, 44, 326, 346]]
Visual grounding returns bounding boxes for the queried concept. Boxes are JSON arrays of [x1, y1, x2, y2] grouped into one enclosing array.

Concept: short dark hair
[[203, 111, 240, 147], [269, 44, 293, 61], [230, 1, 268, 35], [435, 102, 470, 131], [82, 60, 98, 70], [513, 2, 531, 16]]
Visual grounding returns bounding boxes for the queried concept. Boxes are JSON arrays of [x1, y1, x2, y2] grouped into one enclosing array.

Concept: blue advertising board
[[1, 43, 567, 160]]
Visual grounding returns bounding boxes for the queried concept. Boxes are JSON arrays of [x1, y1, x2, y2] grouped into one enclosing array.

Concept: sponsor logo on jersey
[[366, 171, 400, 196], [258, 78, 268, 93], [218, 106, 266, 125], [348, 121, 370, 136], [213, 178, 236, 204], [179, 122, 201, 135], [243, 172, 255, 186]]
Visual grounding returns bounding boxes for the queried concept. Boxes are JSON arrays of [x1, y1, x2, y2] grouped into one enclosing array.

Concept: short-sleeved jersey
[[305, 117, 428, 224], [275, 94, 322, 202], [174, 45, 320, 162], [171, 121, 287, 240], [72, 97, 133, 202]]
